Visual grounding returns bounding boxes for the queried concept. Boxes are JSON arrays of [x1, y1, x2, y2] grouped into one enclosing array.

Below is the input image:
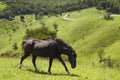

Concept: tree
[[12, 42, 18, 51], [24, 27, 57, 40], [0, 9, 14, 20], [20, 15, 25, 22]]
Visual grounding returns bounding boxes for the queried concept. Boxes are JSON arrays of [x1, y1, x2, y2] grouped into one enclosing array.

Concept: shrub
[[0, 9, 14, 20], [53, 23, 58, 31], [23, 27, 56, 40], [12, 42, 18, 51], [98, 48, 113, 68], [20, 15, 25, 22]]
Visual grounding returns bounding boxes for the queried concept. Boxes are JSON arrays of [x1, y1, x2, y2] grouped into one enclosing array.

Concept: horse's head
[[62, 47, 77, 68], [68, 49, 77, 69], [55, 39, 77, 69]]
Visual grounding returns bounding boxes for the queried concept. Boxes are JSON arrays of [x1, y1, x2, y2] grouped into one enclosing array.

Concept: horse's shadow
[[26, 68, 79, 77]]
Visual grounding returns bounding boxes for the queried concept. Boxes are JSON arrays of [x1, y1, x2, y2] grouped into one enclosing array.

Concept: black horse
[[18, 38, 77, 74]]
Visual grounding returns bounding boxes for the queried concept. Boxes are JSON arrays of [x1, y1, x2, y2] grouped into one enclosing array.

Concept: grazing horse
[[18, 38, 77, 74]]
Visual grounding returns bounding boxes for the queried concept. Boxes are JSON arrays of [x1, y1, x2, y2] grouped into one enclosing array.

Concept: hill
[[1, 7, 120, 80], [1, 8, 120, 64], [58, 8, 120, 65]]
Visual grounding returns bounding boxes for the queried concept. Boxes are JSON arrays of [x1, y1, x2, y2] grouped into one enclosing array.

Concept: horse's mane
[[55, 38, 68, 45], [55, 38, 77, 57], [55, 38, 73, 50]]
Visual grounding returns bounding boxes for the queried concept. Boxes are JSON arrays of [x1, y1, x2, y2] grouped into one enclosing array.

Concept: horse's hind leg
[[18, 52, 30, 69], [32, 54, 38, 72], [48, 57, 54, 73]]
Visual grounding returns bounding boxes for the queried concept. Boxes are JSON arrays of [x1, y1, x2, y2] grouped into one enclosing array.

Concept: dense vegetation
[[24, 27, 57, 40], [0, 0, 120, 20], [1, 0, 120, 80], [0, 7, 120, 65]]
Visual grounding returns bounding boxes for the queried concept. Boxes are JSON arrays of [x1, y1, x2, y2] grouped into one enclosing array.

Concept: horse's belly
[[33, 47, 56, 57]]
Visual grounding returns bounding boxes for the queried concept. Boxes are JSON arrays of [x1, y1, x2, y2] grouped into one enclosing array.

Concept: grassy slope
[[1, 8, 120, 79], [1, 8, 120, 61], [1, 57, 120, 80], [0, 14, 40, 54], [57, 8, 120, 62], [0, 7, 120, 60]]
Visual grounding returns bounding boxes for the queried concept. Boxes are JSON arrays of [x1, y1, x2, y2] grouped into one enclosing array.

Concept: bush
[[12, 43, 18, 51], [0, 9, 15, 20], [20, 15, 25, 22], [23, 27, 56, 40], [98, 48, 113, 68]]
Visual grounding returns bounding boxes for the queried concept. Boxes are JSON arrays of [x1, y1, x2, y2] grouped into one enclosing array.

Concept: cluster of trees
[[108, 0, 120, 13], [96, 0, 120, 13], [23, 27, 57, 40], [0, 0, 120, 20]]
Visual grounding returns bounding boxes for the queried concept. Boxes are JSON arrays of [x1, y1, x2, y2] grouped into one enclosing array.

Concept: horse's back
[[32, 39, 57, 57]]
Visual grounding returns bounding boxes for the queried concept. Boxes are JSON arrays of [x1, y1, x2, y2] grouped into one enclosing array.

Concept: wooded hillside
[[0, 0, 120, 20]]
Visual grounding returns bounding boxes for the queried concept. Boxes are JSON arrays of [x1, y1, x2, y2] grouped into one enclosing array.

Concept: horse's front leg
[[57, 55, 70, 75], [48, 57, 54, 74], [32, 54, 38, 72]]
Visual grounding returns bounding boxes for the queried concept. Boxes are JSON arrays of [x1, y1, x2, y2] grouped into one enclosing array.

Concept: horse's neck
[[62, 53, 71, 57]]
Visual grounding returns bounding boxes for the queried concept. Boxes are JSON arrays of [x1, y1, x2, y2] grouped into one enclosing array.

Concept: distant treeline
[[0, 0, 120, 20]]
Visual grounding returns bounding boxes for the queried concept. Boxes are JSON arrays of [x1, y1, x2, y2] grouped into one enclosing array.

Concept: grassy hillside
[[43, 8, 120, 64], [0, 14, 39, 54], [1, 8, 120, 62], [57, 8, 120, 63], [1, 7, 120, 80], [1, 57, 120, 80]]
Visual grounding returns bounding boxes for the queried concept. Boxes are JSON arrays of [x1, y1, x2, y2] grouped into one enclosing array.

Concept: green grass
[[56, 8, 120, 62], [1, 7, 120, 61], [0, 57, 120, 80], [0, 14, 40, 54], [1, 7, 120, 79]]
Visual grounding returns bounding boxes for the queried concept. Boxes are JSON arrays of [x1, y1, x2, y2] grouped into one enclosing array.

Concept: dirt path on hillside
[[111, 14, 120, 17], [62, 14, 76, 21]]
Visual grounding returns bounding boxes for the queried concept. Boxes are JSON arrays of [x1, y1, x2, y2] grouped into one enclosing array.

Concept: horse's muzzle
[[71, 65, 76, 69]]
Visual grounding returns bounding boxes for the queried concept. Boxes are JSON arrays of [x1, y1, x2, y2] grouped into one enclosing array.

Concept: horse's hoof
[[35, 70, 39, 73], [67, 71, 70, 75], [19, 66, 21, 69], [49, 72, 52, 74], [16, 64, 22, 69], [48, 71, 52, 74]]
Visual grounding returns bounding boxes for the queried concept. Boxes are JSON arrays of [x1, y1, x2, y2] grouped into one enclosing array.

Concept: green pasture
[[1, 7, 120, 62], [0, 57, 120, 80], [1, 8, 120, 80]]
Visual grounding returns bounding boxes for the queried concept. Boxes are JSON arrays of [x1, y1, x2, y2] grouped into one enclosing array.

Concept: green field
[[0, 57, 120, 80], [1, 7, 120, 80]]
